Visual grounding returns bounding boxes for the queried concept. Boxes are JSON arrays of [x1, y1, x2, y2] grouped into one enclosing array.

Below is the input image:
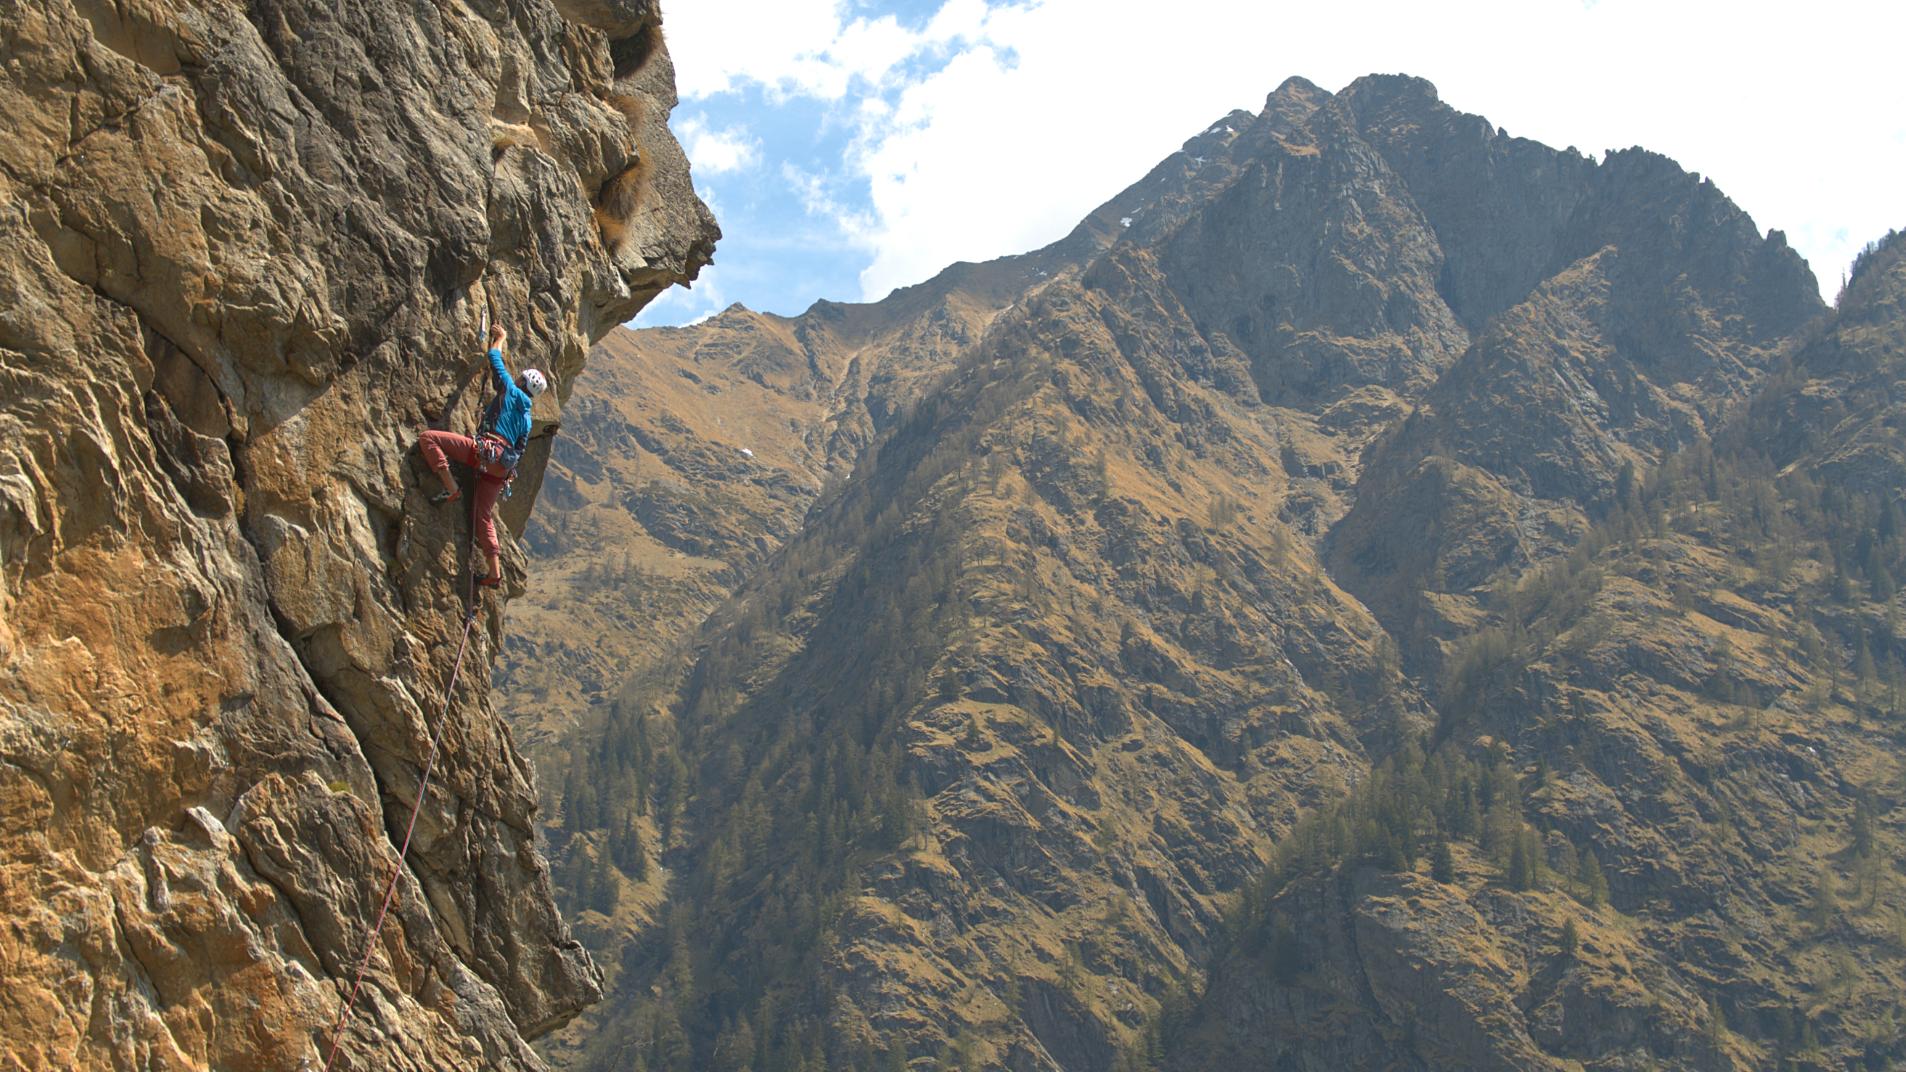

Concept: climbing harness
[[322, 302, 495, 1070], [475, 431, 523, 502], [321, 601, 478, 1072], [475, 430, 523, 473]]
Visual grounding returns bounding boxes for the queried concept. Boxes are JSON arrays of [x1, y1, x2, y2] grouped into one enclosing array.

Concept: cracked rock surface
[[0, 0, 714, 1068]]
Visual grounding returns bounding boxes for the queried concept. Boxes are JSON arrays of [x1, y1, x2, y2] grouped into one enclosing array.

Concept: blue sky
[[638, 0, 1906, 327]]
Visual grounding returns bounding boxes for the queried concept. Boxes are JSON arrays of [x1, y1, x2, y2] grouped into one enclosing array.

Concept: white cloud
[[781, 163, 879, 245], [677, 115, 760, 175], [665, 0, 1906, 303], [663, 0, 990, 101], [663, 0, 846, 99]]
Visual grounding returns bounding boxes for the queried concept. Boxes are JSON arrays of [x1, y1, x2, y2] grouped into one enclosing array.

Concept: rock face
[[515, 76, 1906, 1072], [0, 1, 714, 1069]]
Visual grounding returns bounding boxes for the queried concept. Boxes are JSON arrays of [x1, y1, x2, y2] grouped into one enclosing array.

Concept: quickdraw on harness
[[476, 398, 525, 501]]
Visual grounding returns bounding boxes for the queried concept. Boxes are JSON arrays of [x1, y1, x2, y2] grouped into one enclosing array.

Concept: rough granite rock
[[0, 0, 715, 1069]]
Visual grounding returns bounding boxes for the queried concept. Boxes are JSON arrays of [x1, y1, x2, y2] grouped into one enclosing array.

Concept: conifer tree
[[1705, 995, 1729, 1048], [1508, 836, 1534, 891], [629, 823, 649, 881], [1580, 850, 1609, 907], [1850, 799, 1876, 858], [1519, 828, 1545, 887]]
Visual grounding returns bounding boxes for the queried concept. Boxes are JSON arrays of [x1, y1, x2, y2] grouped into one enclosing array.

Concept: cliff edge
[[0, 0, 715, 1068]]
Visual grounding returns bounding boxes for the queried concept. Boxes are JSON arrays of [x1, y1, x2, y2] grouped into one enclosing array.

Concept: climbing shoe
[[431, 487, 462, 504], [475, 572, 502, 589]]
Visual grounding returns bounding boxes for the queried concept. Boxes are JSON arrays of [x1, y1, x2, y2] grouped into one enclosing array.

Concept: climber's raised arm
[[486, 323, 511, 391]]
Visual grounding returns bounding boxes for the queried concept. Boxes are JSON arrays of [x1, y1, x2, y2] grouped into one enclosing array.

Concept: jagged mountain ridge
[[0, 1, 715, 1069], [512, 76, 1902, 1070]]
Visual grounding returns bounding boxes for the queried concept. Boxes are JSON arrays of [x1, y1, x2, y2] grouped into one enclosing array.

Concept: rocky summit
[[0, 0, 713, 1069], [510, 76, 1905, 1071]]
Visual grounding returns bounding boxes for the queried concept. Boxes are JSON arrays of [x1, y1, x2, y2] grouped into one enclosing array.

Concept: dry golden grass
[[591, 154, 652, 255], [605, 91, 647, 132], [489, 119, 544, 155]]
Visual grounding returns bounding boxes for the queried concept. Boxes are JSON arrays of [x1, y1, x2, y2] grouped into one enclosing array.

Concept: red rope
[[322, 606, 478, 1071]]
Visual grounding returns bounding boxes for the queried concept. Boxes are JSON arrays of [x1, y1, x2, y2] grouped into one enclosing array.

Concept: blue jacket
[[482, 348, 533, 450]]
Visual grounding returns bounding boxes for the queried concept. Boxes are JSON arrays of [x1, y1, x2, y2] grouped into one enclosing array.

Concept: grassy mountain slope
[[497, 76, 1312, 762], [570, 237, 1425, 1069], [504, 77, 1902, 1071]]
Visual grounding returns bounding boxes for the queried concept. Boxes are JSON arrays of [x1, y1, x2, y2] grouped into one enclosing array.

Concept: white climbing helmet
[[521, 368, 548, 396]]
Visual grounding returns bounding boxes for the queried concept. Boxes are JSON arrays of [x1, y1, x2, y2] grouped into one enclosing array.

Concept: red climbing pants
[[418, 430, 510, 557]]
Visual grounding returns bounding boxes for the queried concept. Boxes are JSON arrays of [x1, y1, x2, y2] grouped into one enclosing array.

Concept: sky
[[636, 0, 1906, 327]]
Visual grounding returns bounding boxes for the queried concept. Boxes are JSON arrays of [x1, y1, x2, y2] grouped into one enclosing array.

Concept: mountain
[[495, 84, 1339, 762], [509, 76, 1905, 1070], [1164, 231, 1906, 1072], [0, 1, 715, 1068]]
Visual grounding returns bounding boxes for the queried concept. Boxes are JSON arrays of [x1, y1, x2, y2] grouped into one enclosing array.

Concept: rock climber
[[417, 322, 547, 588]]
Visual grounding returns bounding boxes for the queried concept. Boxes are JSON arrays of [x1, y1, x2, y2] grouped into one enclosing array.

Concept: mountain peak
[[1261, 75, 1331, 133], [1265, 73, 1328, 105], [1340, 71, 1443, 106]]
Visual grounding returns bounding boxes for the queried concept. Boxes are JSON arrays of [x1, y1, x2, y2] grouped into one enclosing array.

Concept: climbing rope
[[322, 602, 478, 1071], [323, 301, 492, 1070]]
